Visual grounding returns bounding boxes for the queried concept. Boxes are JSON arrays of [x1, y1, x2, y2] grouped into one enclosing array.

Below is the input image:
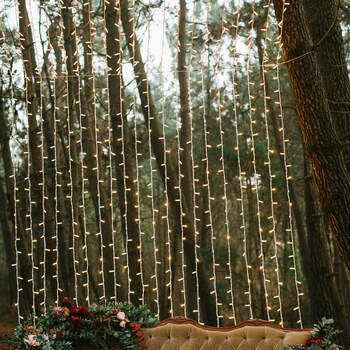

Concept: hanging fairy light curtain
[[0, 0, 304, 327]]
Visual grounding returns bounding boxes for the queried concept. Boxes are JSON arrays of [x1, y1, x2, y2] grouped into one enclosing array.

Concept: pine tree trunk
[[18, 0, 57, 312], [104, 0, 142, 305], [119, 0, 217, 324], [0, 79, 16, 306], [272, 0, 350, 345], [80, 0, 116, 302]]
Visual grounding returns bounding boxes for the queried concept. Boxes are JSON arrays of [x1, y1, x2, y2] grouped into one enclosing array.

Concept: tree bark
[[18, 0, 58, 312], [272, 0, 350, 343], [119, 0, 217, 324], [104, 0, 142, 305], [0, 79, 16, 306], [302, 0, 350, 166]]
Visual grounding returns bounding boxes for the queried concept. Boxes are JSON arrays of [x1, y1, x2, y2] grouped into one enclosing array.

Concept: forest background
[[0, 0, 350, 345]]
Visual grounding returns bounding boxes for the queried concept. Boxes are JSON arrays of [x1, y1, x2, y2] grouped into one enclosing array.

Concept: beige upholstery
[[142, 318, 311, 350]]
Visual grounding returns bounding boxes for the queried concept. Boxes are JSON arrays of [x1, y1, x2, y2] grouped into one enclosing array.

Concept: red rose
[[71, 305, 89, 318], [60, 297, 73, 310], [131, 322, 141, 332], [78, 305, 89, 318], [305, 337, 323, 347], [71, 306, 79, 315], [136, 331, 144, 338], [71, 315, 84, 331]]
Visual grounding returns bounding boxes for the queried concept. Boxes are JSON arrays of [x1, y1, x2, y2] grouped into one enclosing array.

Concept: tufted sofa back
[[142, 317, 311, 350]]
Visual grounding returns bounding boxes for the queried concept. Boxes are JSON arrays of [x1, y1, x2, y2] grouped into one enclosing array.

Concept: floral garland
[[7, 299, 158, 350], [284, 318, 342, 350]]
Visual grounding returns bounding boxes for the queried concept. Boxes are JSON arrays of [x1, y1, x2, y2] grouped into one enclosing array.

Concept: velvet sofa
[[141, 317, 311, 350]]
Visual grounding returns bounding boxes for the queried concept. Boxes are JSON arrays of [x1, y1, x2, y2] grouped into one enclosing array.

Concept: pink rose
[[25, 334, 40, 347], [116, 311, 126, 320]]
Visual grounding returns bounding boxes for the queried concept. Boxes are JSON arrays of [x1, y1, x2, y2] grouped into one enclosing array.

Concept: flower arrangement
[[284, 318, 342, 350], [7, 299, 158, 350]]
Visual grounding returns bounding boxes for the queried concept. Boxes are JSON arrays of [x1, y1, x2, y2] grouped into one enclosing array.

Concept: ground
[[0, 305, 17, 349]]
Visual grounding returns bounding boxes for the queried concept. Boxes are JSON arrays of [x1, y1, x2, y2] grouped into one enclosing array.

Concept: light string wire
[[200, 0, 220, 327], [58, 0, 79, 304], [79, 0, 94, 305], [158, 0, 174, 317], [33, 2, 47, 314], [15, 0, 38, 322], [146, 0, 160, 317], [52, 75, 61, 306], [39, 50, 47, 314], [174, 0, 187, 318], [130, 0, 145, 305], [187, 0, 201, 323], [246, 0, 271, 320], [230, 0, 254, 319], [0, 24, 23, 321], [70, 2, 88, 304], [24, 42, 37, 326], [116, 0, 131, 304], [260, 0, 284, 325], [80, 0, 105, 303], [46, 6, 63, 305], [40, 1, 61, 303], [102, 0, 118, 302], [213, 0, 237, 324], [275, 0, 303, 327]]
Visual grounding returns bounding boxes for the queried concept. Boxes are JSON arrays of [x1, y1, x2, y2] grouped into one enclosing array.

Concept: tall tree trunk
[[78, 0, 116, 302], [304, 154, 348, 324], [302, 0, 350, 166], [18, 0, 57, 312], [255, 30, 313, 324], [0, 79, 16, 306], [302, 0, 350, 317], [104, 0, 142, 305], [119, 0, 217, 324], [272, 0, 350, 344], [176, 0, 198, 318], [61, 0, 86, 302]]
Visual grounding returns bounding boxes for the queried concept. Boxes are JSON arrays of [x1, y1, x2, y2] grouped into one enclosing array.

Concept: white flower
[[116, 311, 126, 320], [120, 320, 126, 328]]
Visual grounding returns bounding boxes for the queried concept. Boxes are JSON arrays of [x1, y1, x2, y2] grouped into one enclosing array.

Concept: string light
[[230, 0, 254, 320], [4, 0, 308, 327], [187, 0, 201, 323], [246, 0, 271, 321], [24, 47, 37, 326], [58, 0, 79, 304], [146, 0, 160, 318], [16, 0, 39, 323], [80, 0, 107, 304], [275, 0, 303, 327], [174, 0, 188, 318], [79, 0, 97, 306], [130, 0, 145, 305], [0, 26, 23, 322], [159, 0, 174, 317], [52, 75, 61, 306], [32, 2, 47, 314], [116, 0, 131, 304], [103, 0, 118, 302], [259, 0, 284, 326], [200, 0, 220, 327], [213, 0, 237, 325], [39, 63, 47, 315]]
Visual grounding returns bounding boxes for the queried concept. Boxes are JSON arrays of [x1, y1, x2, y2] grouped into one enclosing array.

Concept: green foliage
[[283, 318, 342, 350], [8, 300, 158, 350]]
